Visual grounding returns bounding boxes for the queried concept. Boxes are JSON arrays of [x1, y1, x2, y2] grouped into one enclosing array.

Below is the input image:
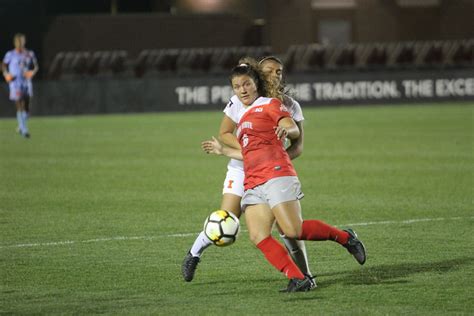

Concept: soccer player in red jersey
[[202, 61, 367, 292], [182, 57, 313, 285]]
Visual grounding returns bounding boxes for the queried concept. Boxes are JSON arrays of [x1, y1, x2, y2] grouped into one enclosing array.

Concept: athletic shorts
[[241, 176, 304, 210], [9, 80, 32, 101], [222, 165, 245, 197]]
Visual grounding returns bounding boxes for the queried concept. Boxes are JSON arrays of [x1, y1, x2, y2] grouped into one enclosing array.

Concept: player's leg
[[15, 100, 24, 134], [20, 96, 30, 137], [189, 193, 241, 257], [11, 83, 24, 135], [25, 81, 33, 117], [245, 204, 304, 279], [263, 176, 313, 277], [277, 224, 312, 277], [182, 167, 244, 282], [272, 200, 366, 265], [182, 193, 241, 282], [245, 203, 313, 292], [15, 99, 29, 137], [191, 167, 244, 257], [242, 183, 313, 292], [24, 93, 30, 115]]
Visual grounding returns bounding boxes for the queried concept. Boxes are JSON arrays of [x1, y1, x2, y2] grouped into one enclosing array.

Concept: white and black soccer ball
[[203, 210, 240, 247]]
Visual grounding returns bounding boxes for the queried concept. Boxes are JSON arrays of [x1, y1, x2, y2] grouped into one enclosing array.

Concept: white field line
[[1, 216, 473, 250]]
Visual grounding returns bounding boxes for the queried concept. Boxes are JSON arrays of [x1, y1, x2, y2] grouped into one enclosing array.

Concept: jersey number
[[227, 180, 234, 189]]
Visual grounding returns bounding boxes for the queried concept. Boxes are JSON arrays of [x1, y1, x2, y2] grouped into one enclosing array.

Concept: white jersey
[[222, 94, 304, 171]]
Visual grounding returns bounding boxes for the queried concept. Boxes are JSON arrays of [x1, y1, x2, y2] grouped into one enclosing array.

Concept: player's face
[[14, 36, 25, 50], [231, 75, 259, 106], [261, 60, 283, 85]]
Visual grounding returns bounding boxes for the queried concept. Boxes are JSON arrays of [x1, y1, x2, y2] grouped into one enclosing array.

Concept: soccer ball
[[204, 210, 240, 247]]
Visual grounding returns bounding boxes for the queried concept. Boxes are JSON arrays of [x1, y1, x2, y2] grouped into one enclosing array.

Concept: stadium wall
[[42, 14, 253, 70], [0, 68, 472, 117], [265, 0, 474, 53]]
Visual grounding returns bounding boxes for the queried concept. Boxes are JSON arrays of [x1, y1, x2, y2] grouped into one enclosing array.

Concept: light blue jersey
[[3, 49, 37, 101]]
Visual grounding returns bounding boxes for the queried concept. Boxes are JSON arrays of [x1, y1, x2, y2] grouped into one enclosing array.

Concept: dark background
[[0, 0, 472, 116], [1, 0, 473, 79]]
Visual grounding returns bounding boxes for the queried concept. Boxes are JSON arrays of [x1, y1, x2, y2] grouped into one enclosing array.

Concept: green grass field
[[1, 103, 473, 315]]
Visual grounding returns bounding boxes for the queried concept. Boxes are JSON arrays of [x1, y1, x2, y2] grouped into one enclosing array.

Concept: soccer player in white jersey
[[2, 33, 38, 138], [182, 56, 313, 284]]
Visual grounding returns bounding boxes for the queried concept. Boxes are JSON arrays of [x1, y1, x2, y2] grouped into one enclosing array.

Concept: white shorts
[[222, 165, 245, 197], [241, 176, 304, 210]]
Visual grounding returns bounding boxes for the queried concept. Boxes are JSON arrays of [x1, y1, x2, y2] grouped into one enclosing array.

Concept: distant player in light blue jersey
[[2, 33, 38, 138]]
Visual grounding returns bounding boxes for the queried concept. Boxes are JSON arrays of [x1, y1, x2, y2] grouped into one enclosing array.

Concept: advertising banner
[[0, 68, 472, 117]]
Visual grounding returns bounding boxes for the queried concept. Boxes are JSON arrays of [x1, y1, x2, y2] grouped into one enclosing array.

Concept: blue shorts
[[9, 80, 33, 101]]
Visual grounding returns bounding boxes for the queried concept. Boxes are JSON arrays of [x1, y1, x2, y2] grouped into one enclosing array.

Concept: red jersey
[[237, 97, 297, 190]]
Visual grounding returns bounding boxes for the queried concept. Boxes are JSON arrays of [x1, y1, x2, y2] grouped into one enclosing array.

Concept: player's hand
[[3, 73, 13, 82], [201, 136, 223, 155], [23, 71, 34, 79], [274, 126, 288, 140]]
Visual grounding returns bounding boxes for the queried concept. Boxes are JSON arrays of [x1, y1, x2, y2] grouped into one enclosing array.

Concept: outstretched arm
[[202, 136, 243, 160]]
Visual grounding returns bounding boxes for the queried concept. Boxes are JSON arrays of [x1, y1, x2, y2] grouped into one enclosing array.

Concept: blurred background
[[0, 0, 473, 116]]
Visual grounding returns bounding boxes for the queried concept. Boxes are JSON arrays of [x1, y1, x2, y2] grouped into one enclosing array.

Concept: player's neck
[[15, 48, 24, 52]]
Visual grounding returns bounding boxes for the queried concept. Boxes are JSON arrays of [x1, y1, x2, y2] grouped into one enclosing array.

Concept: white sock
[[190, 231, 212, 257], [21, 111, 28, 133], [16, 111, 25, 134], [281, 235, 312, 277]]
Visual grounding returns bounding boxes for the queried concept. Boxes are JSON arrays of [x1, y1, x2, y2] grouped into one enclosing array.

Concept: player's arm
[[218, 115, 241, 150], [1, 61, 13, 82], [286, 120, 304, 160], [24, 53, 39, 79], [30, 57, 39, 77], [276, 117, 300, 141], [202, 137, 243, 160]]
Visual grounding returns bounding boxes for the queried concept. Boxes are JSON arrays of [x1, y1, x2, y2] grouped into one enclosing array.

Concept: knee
[[249, 231, 270, 246], [281, 226, 301, 240]]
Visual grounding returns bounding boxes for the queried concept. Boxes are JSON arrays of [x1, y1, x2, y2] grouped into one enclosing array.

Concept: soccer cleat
[[182, 251, 200, 282], [343, 228, 366, 265], [23, 132, 30, 139], [307, 274, 317, 289], [279, 275, 314, 293]]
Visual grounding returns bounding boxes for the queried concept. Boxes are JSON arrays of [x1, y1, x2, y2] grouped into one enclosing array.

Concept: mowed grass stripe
[[1, 215, 473, 249], [0, 103, 472, 315]]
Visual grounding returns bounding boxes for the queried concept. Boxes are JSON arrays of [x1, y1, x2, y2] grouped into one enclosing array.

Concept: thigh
[[264, 176, 304, 209], [221, 193, 242, 218], [14, 100, 25, 111], [272, 200, 303, 239], [245, 204, 275, 245], [22, 95, 30, 112]]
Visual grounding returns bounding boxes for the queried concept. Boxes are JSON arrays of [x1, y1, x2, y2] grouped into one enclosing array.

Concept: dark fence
[[44, 40, 473, 80], [1, 40, 472, 117]]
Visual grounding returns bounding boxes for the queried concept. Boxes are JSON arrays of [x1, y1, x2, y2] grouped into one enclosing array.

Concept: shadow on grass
[[318, 256, 474, 288], [189, 257, 473, 299]]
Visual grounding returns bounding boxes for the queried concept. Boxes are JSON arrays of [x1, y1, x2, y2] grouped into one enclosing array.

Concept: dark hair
[[230, 57, 283, 101], [259, 55, 289, 98], [258, 56, 283, 66], [229, 62, 268, 97]]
